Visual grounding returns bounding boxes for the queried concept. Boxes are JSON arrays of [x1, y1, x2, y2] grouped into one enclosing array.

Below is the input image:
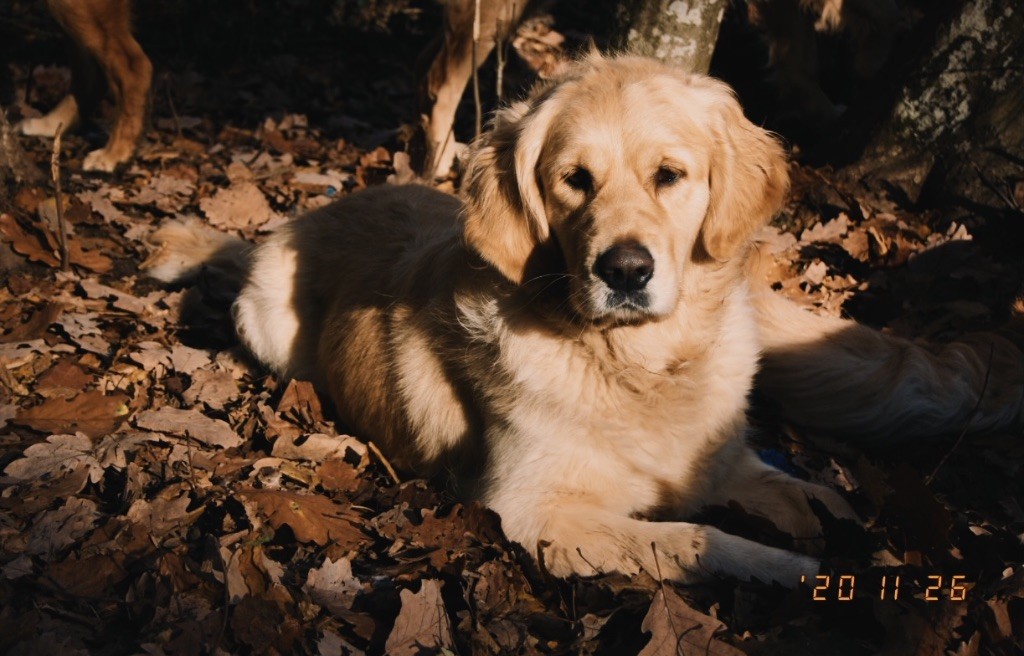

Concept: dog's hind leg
[[748, 249, 1024, 445], [419, 0, 527, 178], [33, 0, 152, 172]]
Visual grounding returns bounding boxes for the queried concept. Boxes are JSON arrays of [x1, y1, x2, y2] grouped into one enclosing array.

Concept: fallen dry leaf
[[0, 212, 113, 273], [385, 579, 455, 656], [3, 433, 104, 483], [304, 556, 363, 615], [182, 367, 239, 410], [0, 339, 52, 368], [134, 406, 242, 448], [200, 181, 282, 230], [238, 486, 366, 548], [79, 279, 148, 315], [801, 214, 851, 243], [13, 390, 130, 438], [271, 432, 366, 463], [168, 344, 212, 375], [128, 341, 172, 370], [35, 358, 92, 399], [54, 312, 109, 355], [25, 497, 100, 557], [0, 212, 59, 266], [639, 588, 743, 656], [125, 487, 204, 537], [0, 302, 63, 342]]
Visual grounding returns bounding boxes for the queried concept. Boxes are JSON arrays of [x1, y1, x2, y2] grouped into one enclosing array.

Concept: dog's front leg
[[490, 496, 819, 587]]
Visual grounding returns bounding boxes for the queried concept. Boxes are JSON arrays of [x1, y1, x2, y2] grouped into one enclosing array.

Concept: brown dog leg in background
[[18, 0, 151, 172], [418, 0, 528, 179], [748, 0, 898, 128]]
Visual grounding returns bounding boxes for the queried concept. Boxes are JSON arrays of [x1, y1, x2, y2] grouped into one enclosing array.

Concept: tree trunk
[[0, 108, 42, 185], [610, 0, 728, 74], [848, 0, 1024, 207]]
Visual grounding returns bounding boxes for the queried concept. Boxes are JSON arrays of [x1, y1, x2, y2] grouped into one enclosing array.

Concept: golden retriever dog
[[148, 53, 1024, 585]]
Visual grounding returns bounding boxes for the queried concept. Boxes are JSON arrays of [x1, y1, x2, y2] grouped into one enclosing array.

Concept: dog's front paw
[[83, 147, 124, 173], [537, 536, 643, 579], [701, 525, 819, 587]]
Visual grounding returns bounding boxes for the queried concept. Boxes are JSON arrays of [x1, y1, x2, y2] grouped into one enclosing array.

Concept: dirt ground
[[1, 1, 1023, 654]]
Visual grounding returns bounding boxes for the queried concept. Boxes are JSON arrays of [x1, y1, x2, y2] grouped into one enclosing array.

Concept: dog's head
[[462, 54, 789, 324]]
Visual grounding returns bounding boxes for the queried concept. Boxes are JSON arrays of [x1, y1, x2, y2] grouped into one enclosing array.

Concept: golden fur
[[148, 54, 1024, 585]]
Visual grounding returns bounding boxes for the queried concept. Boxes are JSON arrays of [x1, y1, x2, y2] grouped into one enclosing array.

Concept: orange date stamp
[[801, 574, 970, 602]]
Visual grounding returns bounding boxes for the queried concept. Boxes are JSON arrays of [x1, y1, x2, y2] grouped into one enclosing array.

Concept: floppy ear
[[462, 89, 562, 284], [700, 87, 790, 261]]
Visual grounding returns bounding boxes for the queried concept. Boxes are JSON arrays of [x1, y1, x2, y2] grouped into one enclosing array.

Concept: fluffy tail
[[144, 218, 253, 346], [749, 248, 1024, 446]]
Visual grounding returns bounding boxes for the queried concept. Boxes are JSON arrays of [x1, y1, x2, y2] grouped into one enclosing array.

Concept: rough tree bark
[[848, 0, 1024, 207], [0, 107, 42, 186], [610, 0, 728, 74]]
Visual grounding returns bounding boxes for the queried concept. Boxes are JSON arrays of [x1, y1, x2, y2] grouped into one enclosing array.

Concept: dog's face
[[462, 55, 789, 324]]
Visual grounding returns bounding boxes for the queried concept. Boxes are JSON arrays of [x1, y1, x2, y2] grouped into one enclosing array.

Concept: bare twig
[[496, 23, 505, 104], [650, 542, 685, 656], [472, 0, 482, 138], [50, 123, 70, 271], [574, 546, 601, 574], [925, 344, 995, 486], [495, 2, 515, 104], [367, 440, 401, 485], [164, 72, 182, 140], [214, 544, 237, 653], [972, 164, 1021, 213]]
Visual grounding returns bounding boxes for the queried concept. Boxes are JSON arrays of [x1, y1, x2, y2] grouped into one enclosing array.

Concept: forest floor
[[1, 2, 1023, 654]]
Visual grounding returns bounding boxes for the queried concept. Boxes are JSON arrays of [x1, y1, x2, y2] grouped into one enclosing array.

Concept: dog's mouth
[[606, 289, 652, 314], [573, 280, 661, 324]]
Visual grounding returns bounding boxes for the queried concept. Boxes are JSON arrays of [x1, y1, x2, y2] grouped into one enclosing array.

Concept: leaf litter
[[1, 6, 1023, 655]]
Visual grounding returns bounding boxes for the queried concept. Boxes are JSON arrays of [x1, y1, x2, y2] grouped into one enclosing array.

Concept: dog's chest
[[485, 313, 759, 511]]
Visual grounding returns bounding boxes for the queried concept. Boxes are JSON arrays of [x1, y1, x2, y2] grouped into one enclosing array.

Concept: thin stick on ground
[[472, 0, 482, 138], [495, 3, 514, 104], [650, 542, 686, 656], [164, 72, 183, 141], [367, 440, 401, 485], [50, 123, 70, 271]]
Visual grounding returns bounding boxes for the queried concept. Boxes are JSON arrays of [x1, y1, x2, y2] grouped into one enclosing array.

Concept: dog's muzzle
[[594, 242, 654, 307]]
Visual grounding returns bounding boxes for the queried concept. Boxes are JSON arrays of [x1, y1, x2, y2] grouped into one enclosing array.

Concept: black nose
[[594, 243, 654, 292]]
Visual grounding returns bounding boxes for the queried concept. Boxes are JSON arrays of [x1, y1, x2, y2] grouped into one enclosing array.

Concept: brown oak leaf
[[238, 487, 365, 548], [639, 588, 743, 656], [134, 406, 242, 449], [13, 390, 130, 438], [385, 579, 455, 656]]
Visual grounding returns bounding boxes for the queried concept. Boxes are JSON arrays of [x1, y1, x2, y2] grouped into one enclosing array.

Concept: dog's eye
[[564, 167, 593, 193], [655, 166, 684, 187]]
